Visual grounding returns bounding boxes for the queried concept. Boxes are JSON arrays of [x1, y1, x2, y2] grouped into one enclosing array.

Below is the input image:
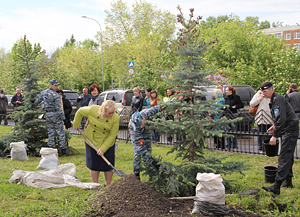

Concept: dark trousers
[[214, 136, 225, 150], [276, 122, 299, 182], [0, 111, 8, 125]]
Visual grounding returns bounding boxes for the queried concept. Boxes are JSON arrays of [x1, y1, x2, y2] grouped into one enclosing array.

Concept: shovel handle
[[77, 129, 112, 166]]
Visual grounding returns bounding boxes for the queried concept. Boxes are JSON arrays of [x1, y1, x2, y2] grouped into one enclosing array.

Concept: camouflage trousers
[[45, 112, 66, 149], [129, 127, 154, 174]]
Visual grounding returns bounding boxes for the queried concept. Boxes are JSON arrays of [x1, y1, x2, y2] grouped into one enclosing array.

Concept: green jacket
[[73, 105, 120, 153]]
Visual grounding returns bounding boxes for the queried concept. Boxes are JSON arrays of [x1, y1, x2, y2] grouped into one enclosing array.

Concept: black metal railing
[[70, 107, 300, 159]]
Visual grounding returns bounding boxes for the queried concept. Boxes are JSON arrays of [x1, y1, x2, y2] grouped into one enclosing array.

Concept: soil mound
[[86, 174, 269, 217]]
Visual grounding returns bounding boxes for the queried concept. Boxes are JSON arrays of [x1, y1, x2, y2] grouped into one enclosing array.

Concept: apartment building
[[261, 25, 300, 51]]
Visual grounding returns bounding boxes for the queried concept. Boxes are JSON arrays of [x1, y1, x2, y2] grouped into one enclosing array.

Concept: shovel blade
[[112, 168, 127, 177]]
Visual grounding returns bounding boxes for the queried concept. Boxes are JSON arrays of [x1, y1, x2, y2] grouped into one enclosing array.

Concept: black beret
[[260, 82, 273, 90]]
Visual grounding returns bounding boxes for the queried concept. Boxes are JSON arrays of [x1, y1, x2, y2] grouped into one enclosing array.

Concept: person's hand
[[267, 125, 275, 134], [258, 94, 264, 101], [97, 149, 104, 156], [232, 105, 236, 109], [85, 120, 89, 127], [140, 117, 145, 128], [269, 136, 277, 146], [286, 89, 291, 94]]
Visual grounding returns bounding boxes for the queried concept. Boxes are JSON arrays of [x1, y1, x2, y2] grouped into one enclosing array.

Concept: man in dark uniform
[[285, 83, 300, 119], [35, 79, 67, 156], [261, 82, 299, 195]]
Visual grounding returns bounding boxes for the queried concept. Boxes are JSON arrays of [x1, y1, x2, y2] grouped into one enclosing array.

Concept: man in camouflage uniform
[[35, 79, 67, 155], [128, 104, 162, 179]]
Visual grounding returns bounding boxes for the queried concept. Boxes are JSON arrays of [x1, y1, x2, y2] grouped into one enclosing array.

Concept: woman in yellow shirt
[[73, 100, 120, 186]]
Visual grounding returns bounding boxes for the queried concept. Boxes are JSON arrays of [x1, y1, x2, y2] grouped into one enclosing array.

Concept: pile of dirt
[[86, 174, 269, 217]]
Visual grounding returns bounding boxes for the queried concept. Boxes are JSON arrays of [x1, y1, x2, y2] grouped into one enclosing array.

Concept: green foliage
[[10, 37, 44, 89], [199, 15, 291, 89], [1, 36, 71, 156], [1, 36, 48, 156], [266, 47, 300, 94], [148, 7, 239, 162], [0, 48, 14, 92], [64, 34, 76, 47], [104, 0, 177, 89], [259, 20, 271, 29], [55, 45, 103, 91], [141, 7, 245, 198], [141, 154, 248, 197]]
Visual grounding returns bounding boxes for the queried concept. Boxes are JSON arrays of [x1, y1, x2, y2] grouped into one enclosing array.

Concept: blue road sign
[[129, 62, 134, 68]]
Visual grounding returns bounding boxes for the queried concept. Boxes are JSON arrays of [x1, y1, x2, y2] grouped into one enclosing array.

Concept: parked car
[[198, 85, 255, 107], [6, 95, 14, 115], [62, 90, 80, 110], [100, 88, 146, 126], [196, 85, 256, 131], [62, 90, 80, 121]]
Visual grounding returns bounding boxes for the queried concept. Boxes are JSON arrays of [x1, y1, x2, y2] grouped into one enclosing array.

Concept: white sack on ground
[[10, 141, 28, 161], [9, 163, 102, 190], [192, 173, 229, 215], [37, 147, 59, 170], [195, 173, 225, 204]]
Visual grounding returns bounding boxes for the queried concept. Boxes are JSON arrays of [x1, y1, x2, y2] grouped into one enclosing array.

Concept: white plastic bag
[[192, 173, 229, 215], [37, 148, 59, 170], [9, 163, 102, 189], [10, 141, 28, 161], [195, 173, 225, 205]]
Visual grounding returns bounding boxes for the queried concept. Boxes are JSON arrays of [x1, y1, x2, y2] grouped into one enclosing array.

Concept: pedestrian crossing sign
[[129, 62, 134, 68]]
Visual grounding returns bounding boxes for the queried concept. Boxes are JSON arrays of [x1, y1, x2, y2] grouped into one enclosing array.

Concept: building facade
[[261, 25, 300, 51]]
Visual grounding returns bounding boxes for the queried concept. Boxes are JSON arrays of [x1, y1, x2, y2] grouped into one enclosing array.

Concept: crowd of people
[[1, 79, 300, 194]]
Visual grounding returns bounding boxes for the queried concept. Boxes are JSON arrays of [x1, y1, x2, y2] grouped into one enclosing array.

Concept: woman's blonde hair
[[213, 88, 223, 99], [133, 87, 142, 97], [98, 100, 117, 117]]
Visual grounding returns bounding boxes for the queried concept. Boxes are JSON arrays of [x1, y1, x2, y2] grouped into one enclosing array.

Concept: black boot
[[281, 177, 293, 188], [134, 173, 140, 180], [262, 180, 282, 195]]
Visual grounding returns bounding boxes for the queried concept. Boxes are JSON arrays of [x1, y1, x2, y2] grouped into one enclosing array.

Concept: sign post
[[128, 61, 134, 75], [128, 68, 134, 75]]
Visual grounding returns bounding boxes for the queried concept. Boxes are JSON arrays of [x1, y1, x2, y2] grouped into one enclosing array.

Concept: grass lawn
[[1, 125, 300, 216]]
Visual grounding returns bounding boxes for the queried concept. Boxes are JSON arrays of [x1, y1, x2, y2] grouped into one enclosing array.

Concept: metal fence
[[70, 107, 300, 159]]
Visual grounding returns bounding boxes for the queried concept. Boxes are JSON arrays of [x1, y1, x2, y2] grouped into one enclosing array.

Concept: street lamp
[[81, 16, 104, 92]]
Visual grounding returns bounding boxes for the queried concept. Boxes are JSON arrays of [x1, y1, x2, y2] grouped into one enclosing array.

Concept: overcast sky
[[1, 0, 299, 53]]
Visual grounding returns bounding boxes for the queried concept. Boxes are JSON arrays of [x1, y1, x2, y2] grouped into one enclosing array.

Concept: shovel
[[78, 129, 127, 177]]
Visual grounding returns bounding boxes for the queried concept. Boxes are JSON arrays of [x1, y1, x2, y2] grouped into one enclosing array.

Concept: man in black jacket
[[11, 88, 23, 109], [0, 89, 8, 125], [285, 83, 300, 119], [57, 89, 72, 129], [261, 82, 299, 195]]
